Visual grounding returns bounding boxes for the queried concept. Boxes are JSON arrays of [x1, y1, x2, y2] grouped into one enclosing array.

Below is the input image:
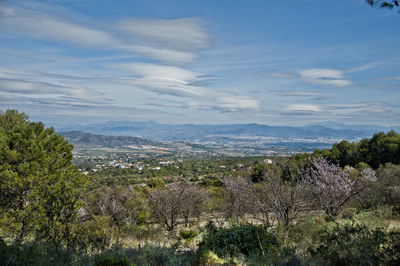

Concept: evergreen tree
[[0, 110, 87, 248]]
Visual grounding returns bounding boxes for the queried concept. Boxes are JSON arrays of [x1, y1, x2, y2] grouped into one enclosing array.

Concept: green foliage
[[178, 229, 199, 247], [0, 238, 73, 266], [78, 215, 115, 252], [315, 131, 400, 169], [376, 163, 400, 214], [198, 224, 279, 259], [357, 163, 400, 213], [246, 247, 302, 266], [329, 140, 361, 167], [89, 156, 263, 188], [309, 222, 400, 265], [146, 177, 165, 188], [0, 110, 87, 248], [93, 249, 132, 266], [124, 246, 194, 266], [179, 229, 199, 241], [250, 163, 269, 183], [200, 176, 223, 187]]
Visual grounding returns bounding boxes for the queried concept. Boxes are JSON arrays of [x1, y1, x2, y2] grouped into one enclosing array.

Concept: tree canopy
[[312, 131, 400, 169], [0, 110, 87, 247]]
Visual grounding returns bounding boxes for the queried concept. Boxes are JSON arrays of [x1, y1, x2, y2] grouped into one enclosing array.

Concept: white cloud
[[278, 90, 335, 99], [283, 104, 321, 113], [299, 68, 352, 87], [0, 5, 206, 64], [112, 63, 207, 97], [0, 78, 102, 100], [348, 61, 384, 73], [217, 95, 260, 111], [117, 18, 209, 50], [325, 102, 390, 114], [114, 63, 199, 81], [281, 102, 391, 118], [0, 5, 118, 47], [118, 45, 197, 64]]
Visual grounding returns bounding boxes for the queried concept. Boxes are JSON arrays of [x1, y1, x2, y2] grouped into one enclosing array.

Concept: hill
[[60, 131, 165, 148]]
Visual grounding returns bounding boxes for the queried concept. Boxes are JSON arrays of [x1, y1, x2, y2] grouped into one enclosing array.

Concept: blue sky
[[0, 0, 399, 126]]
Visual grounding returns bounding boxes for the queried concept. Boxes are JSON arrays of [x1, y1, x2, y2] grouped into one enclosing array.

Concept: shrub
[[93, 249, 132, 266], [0, 238, 72, 266], [309, 222, 400, 265], [124, 246, 194, 266], [179, 229, 199, 247], [198, 224, 279, 259]]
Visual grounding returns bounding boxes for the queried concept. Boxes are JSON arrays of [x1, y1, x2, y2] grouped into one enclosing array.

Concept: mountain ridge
[[55, 121, 399, 144]]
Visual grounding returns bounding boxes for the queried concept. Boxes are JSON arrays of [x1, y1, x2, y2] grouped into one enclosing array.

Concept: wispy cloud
[[167, 95, 260, 113], [117, 45, 197, 64], [116, 18, 209, 50], [257, 68, 352, 88], [283, 104, 322, 113], [281, 102, 392, 118], [216, 95, 260, 112], [299, 69, 352, 87], [382, 75, 400, 81], [0, 77, 106, 102], [0, 5, 118, 47], [348, 61, 384, 73], [0, 4, 206, 64], [1, 1, 398, 126], [112, 63, 207, 97], [278, 90, 335, 100], [257, 70, 298, 79]]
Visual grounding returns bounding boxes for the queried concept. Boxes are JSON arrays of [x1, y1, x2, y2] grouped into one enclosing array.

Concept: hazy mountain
[[60, 131, 164, 148], [306, 121, 400, 134], [55, 121, 398, 144]]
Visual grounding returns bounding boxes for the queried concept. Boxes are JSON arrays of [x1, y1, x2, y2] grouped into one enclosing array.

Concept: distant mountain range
[[60, 131, 215, 156], [60, 131, 165, 148], [56, 121, 399, 145]]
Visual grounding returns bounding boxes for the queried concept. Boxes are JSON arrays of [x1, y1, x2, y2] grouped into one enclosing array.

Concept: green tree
[[329, 140, 360, 167], [250, 163, 269, 183], [360, 131, 400, 168], [0, 110, 87, 248]]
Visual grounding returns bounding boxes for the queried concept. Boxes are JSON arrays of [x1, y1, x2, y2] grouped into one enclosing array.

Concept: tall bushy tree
[[360, 131, 400, 168], [314, 131, 400, 169], [0, 110, 87, 247]]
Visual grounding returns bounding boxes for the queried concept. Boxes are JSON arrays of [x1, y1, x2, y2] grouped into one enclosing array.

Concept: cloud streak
[[117, 18, 209, 50], [299, 69, 352, 87], [0, 4, 208, 64], [0, 78, 106, 102], [112, 63, 207, 97], [278, 90, 335, 100]]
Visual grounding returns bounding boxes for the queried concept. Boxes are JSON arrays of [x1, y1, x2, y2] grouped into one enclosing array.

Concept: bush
[[246, 247, 302, 266], [124, 246, 194, 266], [178, 229, 199, 247], [0, 238, 72, 266], [93, 249, 131, 266], [198, 224, 279, 260], [309, 223, 400, 265]]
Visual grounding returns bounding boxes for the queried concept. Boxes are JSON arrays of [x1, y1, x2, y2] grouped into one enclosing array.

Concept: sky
[[0, 0, 399, 126]]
